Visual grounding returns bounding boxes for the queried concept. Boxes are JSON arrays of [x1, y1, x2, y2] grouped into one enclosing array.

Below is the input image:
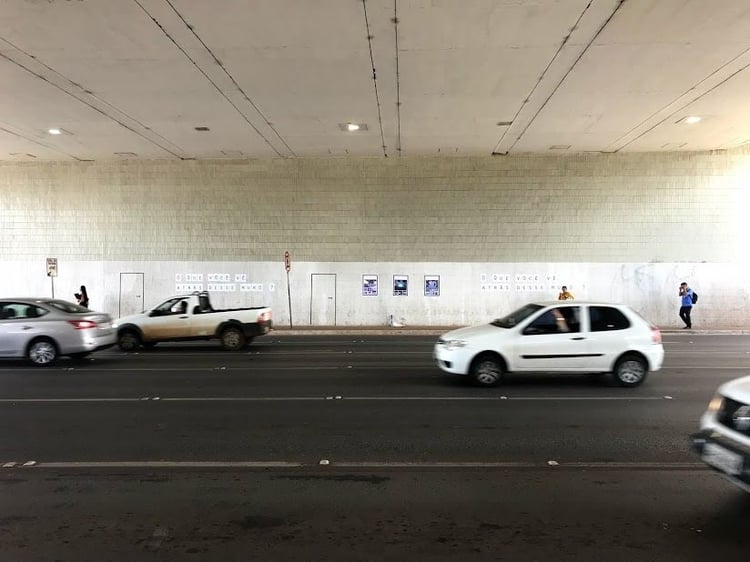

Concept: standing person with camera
[[678, 281, 694, 329]]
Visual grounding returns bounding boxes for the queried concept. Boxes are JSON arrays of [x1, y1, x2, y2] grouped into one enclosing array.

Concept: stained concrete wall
[[1, 153, 748, 327]]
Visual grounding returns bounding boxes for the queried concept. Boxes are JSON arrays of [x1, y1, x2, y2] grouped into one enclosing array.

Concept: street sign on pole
[[46, 257, 58, 297], [46, 258, 58, 277], [284, 251, 293, 328]]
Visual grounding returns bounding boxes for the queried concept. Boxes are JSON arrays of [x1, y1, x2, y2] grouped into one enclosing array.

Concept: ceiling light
[[339, 123, 368, 132], [683, 116, 701, 124], [48, 128, 62, 135]]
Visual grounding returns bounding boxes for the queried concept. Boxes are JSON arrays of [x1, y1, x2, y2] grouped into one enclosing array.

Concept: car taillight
[[67, 320, 97, 330], [651, 326, 662, 344]]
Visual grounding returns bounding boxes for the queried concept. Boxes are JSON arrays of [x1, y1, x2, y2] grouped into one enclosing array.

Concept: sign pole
[[46, 257, 58, 298], [284, 251, 293, 328]]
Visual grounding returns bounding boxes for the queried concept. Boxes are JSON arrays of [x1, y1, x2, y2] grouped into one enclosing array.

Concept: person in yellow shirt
[[558, 285, 575, 300]]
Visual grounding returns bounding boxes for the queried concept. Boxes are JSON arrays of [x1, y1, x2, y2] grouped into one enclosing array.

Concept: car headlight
[[442, 339, 467, 351], [707, 394, 724, 413]]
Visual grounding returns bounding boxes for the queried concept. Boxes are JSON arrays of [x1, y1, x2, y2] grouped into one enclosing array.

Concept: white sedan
[[692, 375, 750, 492], [0, 298, 116, 365], [434, 301, 664, 387]]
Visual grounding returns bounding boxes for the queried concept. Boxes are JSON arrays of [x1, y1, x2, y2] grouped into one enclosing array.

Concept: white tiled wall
[[1, 152, 749, 327]]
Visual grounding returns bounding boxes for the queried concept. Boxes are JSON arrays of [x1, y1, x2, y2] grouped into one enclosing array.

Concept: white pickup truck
[[113, 292, 272, 351]]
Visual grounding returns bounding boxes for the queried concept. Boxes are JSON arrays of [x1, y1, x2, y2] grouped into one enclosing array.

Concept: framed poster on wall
[[424, 275, 440, 296], [362, 275, 378, 296], [393, 275, 408, 296]]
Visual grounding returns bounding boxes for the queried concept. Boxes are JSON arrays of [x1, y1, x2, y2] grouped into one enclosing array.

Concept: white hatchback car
[[692, 375, 750, 492], [434, 301, 664, 387]]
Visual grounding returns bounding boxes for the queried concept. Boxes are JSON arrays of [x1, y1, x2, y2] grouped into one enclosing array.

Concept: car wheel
[[27, 338, 58, 366], [221, 327, 246, 351], [118, 330, 141, 352], [470, 355, 504, 387], [613, 354, 648, 387]]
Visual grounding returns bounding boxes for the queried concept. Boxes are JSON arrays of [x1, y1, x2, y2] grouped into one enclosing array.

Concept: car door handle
[[570, 336, 586, 340], [179, 315, 189, 319]]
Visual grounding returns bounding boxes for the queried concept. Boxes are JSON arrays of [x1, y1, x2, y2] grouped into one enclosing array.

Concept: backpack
[[691, 291, 698, 304]]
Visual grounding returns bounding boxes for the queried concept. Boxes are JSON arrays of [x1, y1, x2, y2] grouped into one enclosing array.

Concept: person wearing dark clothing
[[75, 285, 89, 308], [678, 282, 693, 329]]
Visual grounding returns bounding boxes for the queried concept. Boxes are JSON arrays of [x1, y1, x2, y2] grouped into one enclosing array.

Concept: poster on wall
[[362, 275, 378, 296], [393, 275, 409, 296], [424, 275, 440, 297]]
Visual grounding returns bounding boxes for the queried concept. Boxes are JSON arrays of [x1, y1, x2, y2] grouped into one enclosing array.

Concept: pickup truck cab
[[114, 292, 272, 351]]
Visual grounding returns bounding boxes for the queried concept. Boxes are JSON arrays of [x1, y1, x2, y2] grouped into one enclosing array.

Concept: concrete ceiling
[[2, 0, 750, 161]]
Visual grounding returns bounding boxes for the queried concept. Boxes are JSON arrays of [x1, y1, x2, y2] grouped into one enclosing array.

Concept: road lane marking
[[0, 398, 146, 403], [0, 395, 674, 403], [0, 460, 705, 470]]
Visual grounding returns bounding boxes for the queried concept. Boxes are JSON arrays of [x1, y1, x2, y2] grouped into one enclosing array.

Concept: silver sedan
[[0, 298, 116, 365]]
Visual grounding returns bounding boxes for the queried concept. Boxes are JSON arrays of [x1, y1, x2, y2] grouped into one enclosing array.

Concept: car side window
[[523, 307, 581, 335], [0, 304, 17, 319], [589, 306, 630, 331], [0, 303, 46, 319]]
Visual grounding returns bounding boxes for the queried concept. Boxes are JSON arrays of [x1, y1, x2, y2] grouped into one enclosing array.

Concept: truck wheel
[[118, 330, 141, 352], [221, 327, 246, 351]]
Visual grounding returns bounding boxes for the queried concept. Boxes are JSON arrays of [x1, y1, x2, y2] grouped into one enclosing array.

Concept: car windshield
[[491, 303, 544, 328], [45, 299, 90, 314], [154, 298, 184, 313]]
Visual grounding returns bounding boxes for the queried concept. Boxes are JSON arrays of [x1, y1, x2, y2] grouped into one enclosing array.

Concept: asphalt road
[[1, 333, 750, 560]]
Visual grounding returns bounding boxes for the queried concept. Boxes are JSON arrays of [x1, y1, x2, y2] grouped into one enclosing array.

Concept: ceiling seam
[[362, 0, 388, 157], [134, 0, 288, 158], [0, 124, 77, 160], [159, 0, 296, 157], [495, 0, 625, 154], [607, 46, 750, 152], [0, 38, 185, 160], [393, 0, 402, 156]]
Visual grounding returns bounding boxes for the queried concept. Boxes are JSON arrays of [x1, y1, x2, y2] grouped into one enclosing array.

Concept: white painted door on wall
[[311, 274, 336, 326], [119, 273, 144, 317]]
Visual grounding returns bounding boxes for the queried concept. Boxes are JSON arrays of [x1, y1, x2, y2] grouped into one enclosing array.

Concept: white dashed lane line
[[0, 460, 705, 470], [0, 395, 676, 404]]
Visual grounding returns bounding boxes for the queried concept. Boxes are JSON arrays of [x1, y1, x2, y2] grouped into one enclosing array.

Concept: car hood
[[440, 323, 507, 341], [718, 374, 750, 403]]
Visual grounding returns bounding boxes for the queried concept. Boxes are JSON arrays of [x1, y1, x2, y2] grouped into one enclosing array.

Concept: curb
[[267, 328, 750, 337]]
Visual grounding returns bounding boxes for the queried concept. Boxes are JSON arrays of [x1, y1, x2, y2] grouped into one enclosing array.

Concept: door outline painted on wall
[[310, 274, 336, 326], [119, 273, 144, 317]]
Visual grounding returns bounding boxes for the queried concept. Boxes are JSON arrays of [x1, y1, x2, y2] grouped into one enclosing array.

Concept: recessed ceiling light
[[682, 116, 701, 125], [48, 128, 62, 135], [338, 123, 368, 132]]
